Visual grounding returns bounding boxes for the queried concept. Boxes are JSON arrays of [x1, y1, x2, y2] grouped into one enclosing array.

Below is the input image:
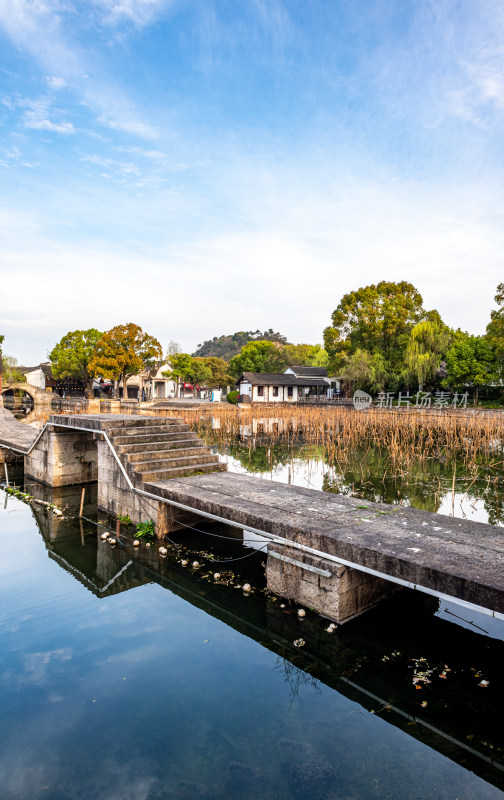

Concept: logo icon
[[353, 390, 372, 410]]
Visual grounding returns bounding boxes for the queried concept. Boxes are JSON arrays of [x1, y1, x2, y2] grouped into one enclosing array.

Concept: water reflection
[[7, 480, 504, 796], [217, 436, 503, 526]]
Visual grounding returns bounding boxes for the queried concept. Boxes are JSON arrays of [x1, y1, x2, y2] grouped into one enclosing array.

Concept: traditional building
[[117, 363, 177, 400], [236, 367, 333, 403]]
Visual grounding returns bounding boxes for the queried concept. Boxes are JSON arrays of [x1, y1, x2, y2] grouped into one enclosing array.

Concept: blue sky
[[1, 0, 503, 364]]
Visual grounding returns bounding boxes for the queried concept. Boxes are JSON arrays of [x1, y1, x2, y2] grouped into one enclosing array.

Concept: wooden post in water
[[116, 519, 120, 538], [4, 462, 9, 487], [79, 487, 85, 518]]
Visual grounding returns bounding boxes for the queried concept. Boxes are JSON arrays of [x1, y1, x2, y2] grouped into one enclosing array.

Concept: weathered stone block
[[266, 545, 398, 623]]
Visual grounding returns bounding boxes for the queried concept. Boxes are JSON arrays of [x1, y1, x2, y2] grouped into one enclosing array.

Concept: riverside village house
[[236, 366, 340, 403]]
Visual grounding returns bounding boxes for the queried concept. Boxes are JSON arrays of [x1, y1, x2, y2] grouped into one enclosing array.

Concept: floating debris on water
[[293, 639, 305, 647]]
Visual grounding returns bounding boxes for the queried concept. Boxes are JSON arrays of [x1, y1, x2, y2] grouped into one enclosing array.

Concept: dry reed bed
[[149, 405, 504, 470]]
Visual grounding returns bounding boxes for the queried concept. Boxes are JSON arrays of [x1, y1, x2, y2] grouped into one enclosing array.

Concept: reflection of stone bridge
[[1, 382, 53, 407]]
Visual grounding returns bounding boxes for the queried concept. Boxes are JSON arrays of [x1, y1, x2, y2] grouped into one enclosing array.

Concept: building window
[[273, 386, 279, 397], [288, 386, 293, 397], [257, 386, 263, 396]]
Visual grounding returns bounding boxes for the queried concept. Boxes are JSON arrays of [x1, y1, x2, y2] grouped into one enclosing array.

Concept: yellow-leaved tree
[[89, 323, 162, 398]]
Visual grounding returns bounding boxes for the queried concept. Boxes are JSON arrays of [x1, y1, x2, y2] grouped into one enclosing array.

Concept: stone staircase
[[107, 416, 226, 483]]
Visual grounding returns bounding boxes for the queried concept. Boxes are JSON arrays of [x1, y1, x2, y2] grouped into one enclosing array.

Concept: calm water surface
[[1, 480, 504, 800]]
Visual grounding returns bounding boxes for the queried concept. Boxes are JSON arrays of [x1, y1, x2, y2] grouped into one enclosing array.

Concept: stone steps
[[115, 436, 199, 454], [109, 422, 182, 433], [137, 460, 227, 482], [118, 439, 202, 457], [125, 445, 210, 463], [111, 428, 192, 445], [132, 451, 219, 476], [104, 415, 226, 483]]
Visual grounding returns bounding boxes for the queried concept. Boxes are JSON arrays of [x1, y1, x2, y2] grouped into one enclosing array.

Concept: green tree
[[190, 358, 212, 388], [403, 318, 451, 390], [486, 282, 504, 380], [340, 349, 388, 394], [89, 323, 162, 398], [2, 355, 26, 383], [444, 331, 497, 404], [229, 340, 289, 378], [283, 343, 329, 367], [49, 328, 102, 395], [198, 357, 231, 387], [323, 281, 426, 379], [164, 353, 194, 385]]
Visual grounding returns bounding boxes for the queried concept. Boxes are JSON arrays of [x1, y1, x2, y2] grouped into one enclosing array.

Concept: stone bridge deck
[[144, 471, 504, 618], [0, 407, 39, 452]]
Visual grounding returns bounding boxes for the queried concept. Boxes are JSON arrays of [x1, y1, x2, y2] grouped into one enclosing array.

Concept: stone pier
[[24, 428, 98, 487], [266, 543, 397, 623]]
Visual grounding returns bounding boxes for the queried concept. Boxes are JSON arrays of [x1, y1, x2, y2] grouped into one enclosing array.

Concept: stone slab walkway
[[145, 471, 504, 615]]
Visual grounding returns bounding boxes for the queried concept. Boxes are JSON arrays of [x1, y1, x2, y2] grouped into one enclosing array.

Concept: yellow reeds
[[144, 404, 504, 473]]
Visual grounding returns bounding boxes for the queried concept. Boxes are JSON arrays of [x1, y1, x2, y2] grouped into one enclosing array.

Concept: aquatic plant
[[135, 519, 156, 540]]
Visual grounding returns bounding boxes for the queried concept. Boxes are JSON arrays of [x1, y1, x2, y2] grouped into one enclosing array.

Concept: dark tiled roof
[[287, 365, 328, 377], [18, 363, 53, 378], [40, 363, 53, 377], [237, 372, 328, 387]]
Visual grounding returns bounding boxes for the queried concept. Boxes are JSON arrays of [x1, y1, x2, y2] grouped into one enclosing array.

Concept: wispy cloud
[[99, 115, 159, 139], [0, 1, 161, 141], [91, 0, 177, 28], [21, 96, 75, 134]]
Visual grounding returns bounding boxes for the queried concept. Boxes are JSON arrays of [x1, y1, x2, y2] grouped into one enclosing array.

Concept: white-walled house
[[284, 365, 340, 396], [236, 367, 332, 403], [19, 363, 52, 390]]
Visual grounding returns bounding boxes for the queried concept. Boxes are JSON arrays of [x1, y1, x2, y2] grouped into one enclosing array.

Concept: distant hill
[[192, 330, 289, 360]]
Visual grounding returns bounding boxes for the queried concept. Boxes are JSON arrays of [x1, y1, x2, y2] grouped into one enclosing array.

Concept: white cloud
[[0, 2, 161, 142], [99, 116, 160, 139], [1, 160, 502, 365], [24, 113, 75, 133], [92, 0, 176, 28], [47, 76, 66, 90], [21, 96, 75, 134]]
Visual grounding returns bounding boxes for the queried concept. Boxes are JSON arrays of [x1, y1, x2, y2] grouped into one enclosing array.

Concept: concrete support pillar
[[266, 544, 398, 624], [24, 429, 98, 487]]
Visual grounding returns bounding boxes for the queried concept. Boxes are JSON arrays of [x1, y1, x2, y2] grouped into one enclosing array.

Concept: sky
[[1, 0, 503, 365]]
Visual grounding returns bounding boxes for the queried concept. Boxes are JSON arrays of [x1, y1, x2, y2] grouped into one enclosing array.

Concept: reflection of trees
[[274, 657, 321, 704], [197, 419, 504, 525], [468, 460, 503, 526], [228, 442, 297, 473], [322, 446, 446, 512]]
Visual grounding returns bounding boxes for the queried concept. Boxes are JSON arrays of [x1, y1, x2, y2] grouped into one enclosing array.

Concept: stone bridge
[[1, 382, 53, 407]]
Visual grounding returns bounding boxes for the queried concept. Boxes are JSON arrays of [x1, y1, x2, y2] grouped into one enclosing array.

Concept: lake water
[[2, 480, 504, 800]]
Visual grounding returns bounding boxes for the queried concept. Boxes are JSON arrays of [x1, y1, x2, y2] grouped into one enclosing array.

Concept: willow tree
[[403, 318, 451, 390], [89, 323, 162, 398]]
